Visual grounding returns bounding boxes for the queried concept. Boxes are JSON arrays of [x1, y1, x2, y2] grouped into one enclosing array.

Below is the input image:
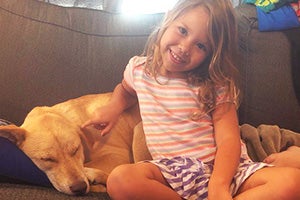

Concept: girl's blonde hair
[[143, 0, 240, 114]]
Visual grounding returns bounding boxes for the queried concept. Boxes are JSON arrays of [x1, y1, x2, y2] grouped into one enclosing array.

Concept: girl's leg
[[235, 166, 300, 200], [107, 162, 182, 200]]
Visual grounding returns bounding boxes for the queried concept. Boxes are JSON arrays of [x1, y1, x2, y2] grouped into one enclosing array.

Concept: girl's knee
[[274, 168, 300, 199], [240, 167, 300, 199], [106, 164, 137, 199]]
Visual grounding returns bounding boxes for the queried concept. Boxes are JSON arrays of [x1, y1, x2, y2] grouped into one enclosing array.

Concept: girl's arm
[[81, 81, 137, 136], [108, 80, 137, 113], [208, 103, 241, 200]]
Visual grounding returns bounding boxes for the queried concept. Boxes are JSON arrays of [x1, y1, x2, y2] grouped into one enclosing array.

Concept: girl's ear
[[0, 125, 26, 146]]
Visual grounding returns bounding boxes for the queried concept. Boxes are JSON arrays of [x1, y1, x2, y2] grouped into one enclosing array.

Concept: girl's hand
[[263, 146, 300, 168], [208, 177, 233, 200], [208, 186, 232, 200], [81, 104, 121, 136]]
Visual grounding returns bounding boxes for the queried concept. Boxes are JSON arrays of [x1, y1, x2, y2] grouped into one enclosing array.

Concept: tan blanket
[[240, 124, 300, 162]]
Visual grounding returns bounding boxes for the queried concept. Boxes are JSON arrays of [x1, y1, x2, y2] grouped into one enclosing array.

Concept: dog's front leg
[[84, 167, 108, 192]]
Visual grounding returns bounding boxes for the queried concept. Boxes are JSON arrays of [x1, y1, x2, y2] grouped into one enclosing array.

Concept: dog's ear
[[0, 124, 26, 146]]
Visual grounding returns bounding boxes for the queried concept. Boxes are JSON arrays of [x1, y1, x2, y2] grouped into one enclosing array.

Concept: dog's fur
[[0, 93, 151, 195]]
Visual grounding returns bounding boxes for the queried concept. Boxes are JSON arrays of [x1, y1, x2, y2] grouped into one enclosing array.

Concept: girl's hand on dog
[[81, 104, 120, 136]]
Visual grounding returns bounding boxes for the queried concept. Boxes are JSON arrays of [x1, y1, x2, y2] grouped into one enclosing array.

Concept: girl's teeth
[[171, 51, 182, 62]]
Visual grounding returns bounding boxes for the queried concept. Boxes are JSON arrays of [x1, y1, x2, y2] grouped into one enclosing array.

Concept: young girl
[[82, 0, 300, 199]]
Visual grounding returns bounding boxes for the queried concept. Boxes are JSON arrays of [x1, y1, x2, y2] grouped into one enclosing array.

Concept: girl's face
[[159, 5, 211, 78]]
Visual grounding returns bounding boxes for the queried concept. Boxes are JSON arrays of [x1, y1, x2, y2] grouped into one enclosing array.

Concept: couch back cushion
[[0, 0, 163, 125]]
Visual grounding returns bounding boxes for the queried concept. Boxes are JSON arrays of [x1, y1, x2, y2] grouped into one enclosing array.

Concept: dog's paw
[[89, 184, 107, 193], [84, 167, 108, 192]]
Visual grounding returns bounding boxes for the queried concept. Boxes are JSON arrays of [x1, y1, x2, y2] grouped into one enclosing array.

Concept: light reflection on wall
[[121, 0, 178, 14], [37, 0, 240, 13]]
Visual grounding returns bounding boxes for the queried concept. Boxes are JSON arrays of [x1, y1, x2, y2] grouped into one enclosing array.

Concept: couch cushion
[[0, 0, 163, 125], [235, 4, 258, 29]]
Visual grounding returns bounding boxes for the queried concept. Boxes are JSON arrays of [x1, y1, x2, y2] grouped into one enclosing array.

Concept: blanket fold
[[240, 124, 300, 162]]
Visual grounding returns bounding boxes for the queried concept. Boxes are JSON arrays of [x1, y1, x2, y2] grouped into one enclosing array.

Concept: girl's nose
[[179, 40, 191, 57]]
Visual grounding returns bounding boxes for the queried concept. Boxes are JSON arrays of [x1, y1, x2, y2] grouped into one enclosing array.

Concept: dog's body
[[0, 93, 150, 195]]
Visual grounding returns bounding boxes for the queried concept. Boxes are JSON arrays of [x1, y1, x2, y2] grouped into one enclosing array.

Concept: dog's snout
[[70, 181, 88, 195]]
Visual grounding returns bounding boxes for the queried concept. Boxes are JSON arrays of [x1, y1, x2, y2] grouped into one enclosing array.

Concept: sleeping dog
[[0, 93, 151, 195]]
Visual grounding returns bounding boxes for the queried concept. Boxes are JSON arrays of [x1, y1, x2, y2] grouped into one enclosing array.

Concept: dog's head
[[0, 107, 91, 195]]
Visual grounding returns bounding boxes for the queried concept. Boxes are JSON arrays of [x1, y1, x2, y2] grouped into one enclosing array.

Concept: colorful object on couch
[[244, 0, 298, 12], [257, 4, 300, 31], [291, 0, 300, 20]]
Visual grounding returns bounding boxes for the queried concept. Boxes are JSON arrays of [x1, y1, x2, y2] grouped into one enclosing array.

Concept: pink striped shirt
[[124, 56, 236, 162]]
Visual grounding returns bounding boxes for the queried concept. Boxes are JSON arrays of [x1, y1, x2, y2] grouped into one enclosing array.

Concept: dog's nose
[[70, 181, 88, 195]]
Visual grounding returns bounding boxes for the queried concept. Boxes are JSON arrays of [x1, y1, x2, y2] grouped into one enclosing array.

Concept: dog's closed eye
[[71, 147, 79, 156], [41, 157, 58, 163], [32, 156, 58, 171], [70, 145, 83, 158]]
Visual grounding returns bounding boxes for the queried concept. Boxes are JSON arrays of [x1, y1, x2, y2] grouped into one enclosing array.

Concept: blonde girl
[[83, 0, 300, 199]]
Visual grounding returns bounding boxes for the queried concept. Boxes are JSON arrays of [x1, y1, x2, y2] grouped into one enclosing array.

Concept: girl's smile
[[169, 49, 187, 65], [159, 5, 211, 78]]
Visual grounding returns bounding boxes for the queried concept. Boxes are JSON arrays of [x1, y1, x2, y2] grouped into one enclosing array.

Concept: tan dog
[[0, 93, 149, 195]]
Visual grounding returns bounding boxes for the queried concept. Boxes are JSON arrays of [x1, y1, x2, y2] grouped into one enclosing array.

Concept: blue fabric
[[257, 5, 300, 31], [244, 0, 298, 13], [0, 137, 52, 186]]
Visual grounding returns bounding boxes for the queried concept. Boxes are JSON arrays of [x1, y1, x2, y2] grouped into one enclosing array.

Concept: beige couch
[[0, 0, 299, 199]]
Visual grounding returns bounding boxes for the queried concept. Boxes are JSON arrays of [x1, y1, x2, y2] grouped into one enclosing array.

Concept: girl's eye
[[178, 27, 187, 35], [197, 43, 207, 51]]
